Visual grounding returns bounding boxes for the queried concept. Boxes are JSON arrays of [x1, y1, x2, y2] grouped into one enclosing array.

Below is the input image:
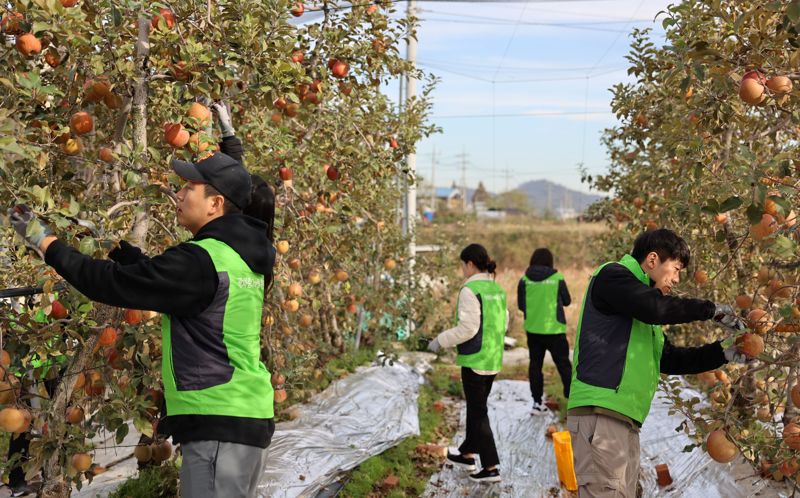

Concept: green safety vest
[[456, 280, 507, 372], [162, 238, 273, 419], [522, 272, 566, 335], [567, 254, 665, 425]]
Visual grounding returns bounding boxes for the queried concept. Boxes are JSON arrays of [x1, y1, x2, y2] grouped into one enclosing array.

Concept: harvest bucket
[[552, 431, 578, 491]]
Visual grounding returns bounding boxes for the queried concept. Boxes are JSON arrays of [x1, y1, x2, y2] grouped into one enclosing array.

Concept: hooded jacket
[[44, 213, 276, 447], [517, 265, 571, 325]]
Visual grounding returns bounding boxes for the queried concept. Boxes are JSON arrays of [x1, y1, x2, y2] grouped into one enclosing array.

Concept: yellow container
[[552, 431, 578, 491]]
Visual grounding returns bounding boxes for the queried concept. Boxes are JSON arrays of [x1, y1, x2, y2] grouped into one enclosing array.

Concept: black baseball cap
[[172, 152, 252, 209]]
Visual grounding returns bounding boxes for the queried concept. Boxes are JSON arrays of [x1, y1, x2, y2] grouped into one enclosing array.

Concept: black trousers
[[527, 332, 572, 404], [7, 432, 28, 487], [458, 367, 500, 469]]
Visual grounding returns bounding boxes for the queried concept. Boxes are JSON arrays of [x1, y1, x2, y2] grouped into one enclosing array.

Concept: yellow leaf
[[37, 152, 48, 171]]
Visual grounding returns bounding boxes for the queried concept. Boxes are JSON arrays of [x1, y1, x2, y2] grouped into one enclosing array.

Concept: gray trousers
[[567, 413, 640, 498], [180, 440, 269, 498]]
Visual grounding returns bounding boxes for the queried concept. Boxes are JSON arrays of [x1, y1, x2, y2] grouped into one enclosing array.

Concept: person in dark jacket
[[7, 102, 276, 498], [566, 229, 747, 498], [517, 248, 572, 414]]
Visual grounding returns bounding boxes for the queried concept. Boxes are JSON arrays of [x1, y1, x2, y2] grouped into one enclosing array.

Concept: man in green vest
[[566, 229, 745, 498], [8, 150, 275, 498]]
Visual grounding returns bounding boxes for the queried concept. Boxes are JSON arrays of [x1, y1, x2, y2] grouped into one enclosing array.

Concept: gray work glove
[[211, 101, 235, 138], [723, 345, 748, 364], [8, 205, 54, 251], [427, 337, 441, 353], [713, 304, 746, 331]]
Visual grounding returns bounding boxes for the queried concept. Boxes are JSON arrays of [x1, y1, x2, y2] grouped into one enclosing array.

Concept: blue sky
[[402, 0, 672, 194]]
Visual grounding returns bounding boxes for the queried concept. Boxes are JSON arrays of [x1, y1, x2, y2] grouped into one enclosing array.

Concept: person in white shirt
[[428, 244, 508, 483]]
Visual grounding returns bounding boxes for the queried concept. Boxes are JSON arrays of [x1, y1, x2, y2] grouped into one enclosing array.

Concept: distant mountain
[[516, 180, 602, 214]]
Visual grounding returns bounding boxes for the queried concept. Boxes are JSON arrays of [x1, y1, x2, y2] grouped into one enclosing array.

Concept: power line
[[418, 13, 657, 33], [586, 0, 649, 76], [419, 8, 655, 25], [433, 110, 612, 119], [418, 58, 625, 73], [491, 2, 529, 82], [419, 62, 626, 83]]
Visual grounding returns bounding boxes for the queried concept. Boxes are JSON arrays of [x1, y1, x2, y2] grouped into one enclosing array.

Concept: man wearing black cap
[[7, 147, 277, 497]]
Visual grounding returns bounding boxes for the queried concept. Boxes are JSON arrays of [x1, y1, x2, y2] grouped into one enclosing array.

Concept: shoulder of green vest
[[591, 261, 616, 277], [464, 280, 504, 293]]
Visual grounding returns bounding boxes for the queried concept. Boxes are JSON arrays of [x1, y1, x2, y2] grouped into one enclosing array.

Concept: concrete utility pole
[[430, 145, 436, 213], [402, 0, 417, 264], [460, 148, 467, 210]]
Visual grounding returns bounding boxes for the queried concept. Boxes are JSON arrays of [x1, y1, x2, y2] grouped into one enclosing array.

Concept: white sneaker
[[531, 401, 550, 415]]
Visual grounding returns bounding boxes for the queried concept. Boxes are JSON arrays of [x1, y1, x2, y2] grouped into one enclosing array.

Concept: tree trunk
[[785, 356, 799, 425], [40, 306, 108, 498], [130, 15, 151, 248]]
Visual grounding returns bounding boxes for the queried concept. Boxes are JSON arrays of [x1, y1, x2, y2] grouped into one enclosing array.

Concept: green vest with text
[[522, 272, 566, 335], [456, 280, 507, 372], [161, 238, 273, 420], [567, 254, 665, 425]]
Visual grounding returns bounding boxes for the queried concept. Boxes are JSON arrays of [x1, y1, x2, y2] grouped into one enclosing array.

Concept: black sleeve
[[108, 240, 150, 265], [219, 136, 243, 164], [45, 239, 218, 317], [592, 264, 715, 325], [660, 336, 727, 375], [559, 279, 572, 306], [517, 278, 525, 313]]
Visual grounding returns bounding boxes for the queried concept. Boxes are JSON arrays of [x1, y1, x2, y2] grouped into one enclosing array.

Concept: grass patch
[[108, 464, 179, 498], [340, 363, 460, 497]]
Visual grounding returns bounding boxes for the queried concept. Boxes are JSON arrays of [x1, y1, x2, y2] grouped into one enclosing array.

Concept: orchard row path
[[423, 379, 791, 498], [0, 355, 424, 498]]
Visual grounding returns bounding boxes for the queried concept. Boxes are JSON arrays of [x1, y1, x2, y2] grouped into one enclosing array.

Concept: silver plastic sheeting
[[639, 387, 789, 497], [424, 380, 791, 498], [258, 361, 422, 497], [424, 380, 566, 498]]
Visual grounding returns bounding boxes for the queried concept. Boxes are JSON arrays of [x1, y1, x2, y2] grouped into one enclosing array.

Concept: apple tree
[[0, 0, 436, 495], [585, 0, 800, 483]]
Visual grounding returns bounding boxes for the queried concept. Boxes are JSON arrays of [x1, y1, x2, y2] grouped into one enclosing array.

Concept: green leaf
[[771, 235, 796, 258], [68, 197, 80, 216], [111, 4, 122, 26], [746, 203, 763, 224], [79, 236, 97, 255], [133, 415, 153, 438], [31, 21, 52, 34], [738, 145, 756, 162], [701, 200, 719, 214], [719, 196, 742, 212], [693, 63, 706, 81], [789, 2, 800, 23], [115, 423, 129, 444]]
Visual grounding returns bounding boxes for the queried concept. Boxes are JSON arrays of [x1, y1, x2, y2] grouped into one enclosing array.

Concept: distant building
[[474, 201, 507, 220], [555, 207, 578, 220], [435, 187, 464, 211], [471, 182, 490, 205]]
